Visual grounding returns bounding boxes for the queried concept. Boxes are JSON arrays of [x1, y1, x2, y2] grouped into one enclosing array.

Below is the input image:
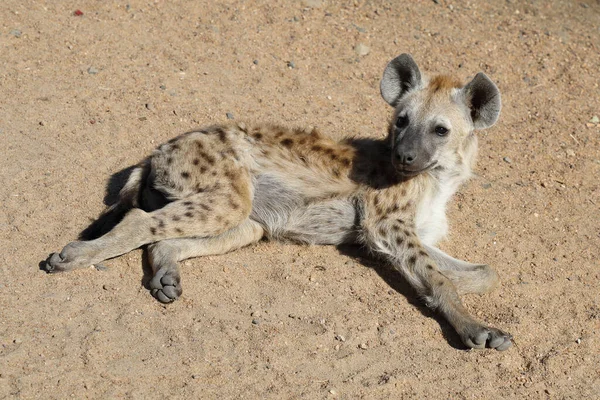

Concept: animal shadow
[[336, 243, 467, 350], [78, 165, 138, 240]]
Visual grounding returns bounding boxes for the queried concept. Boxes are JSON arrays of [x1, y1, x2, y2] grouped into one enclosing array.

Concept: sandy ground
[[1, 0, 599, 398]]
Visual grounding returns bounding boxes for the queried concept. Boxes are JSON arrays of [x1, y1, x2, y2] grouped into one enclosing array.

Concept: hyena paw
[[460, 324, 512, 351], [44, 241, 94, 273], [149, 267, 182, 304]]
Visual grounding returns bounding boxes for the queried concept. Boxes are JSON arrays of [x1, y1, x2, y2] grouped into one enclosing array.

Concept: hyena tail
[[79, 162, 150, 240]]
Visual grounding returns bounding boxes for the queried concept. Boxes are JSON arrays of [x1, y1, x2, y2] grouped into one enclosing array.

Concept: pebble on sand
[[354, 43, 370, 56], [87, 67, 99, 75], [226, 112, 235, 120]]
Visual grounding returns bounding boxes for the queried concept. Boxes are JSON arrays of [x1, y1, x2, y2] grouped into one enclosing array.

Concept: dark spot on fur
[[332, 168, 341, 178], [199, 203, 212, 211], [150, 227, 157, 235], [391, 224, 400, 232], [172, 215, 181, 221], [311, 145, 322, 152], [211, 171, 217, 176], [175, 228, 183, 234], [281, 138, 294, 148], [396, 237, 404, 245], [181, 171, 190, 179], [158, 220, 165, 229], [419, 250, 428, 257], [193, 158, 200, 165], [200, 166, 208, 174], [215, 215, 223, 223], [407, 242, 415, 249], [196, 141, 204, 150], [199, 214, 207, 222], [426, 264, 434, 270], [183, 201, 193, 206], [387, 204, 399, 213], [253, 132, 263, 140], [166, 157, 173, 165], [171, 144, 180, 151], [299, 138, 307, 145], [378, 227, 387, 236], [216, 128, 227, 143], [274, 131, 284, 139], [408, 255, 417, 265], [196, 185, 207, 193], [184, 211, 194, 218], [403, 230, 411, 237], [199, 151, 216, 165], [340, 158, 351, 167]]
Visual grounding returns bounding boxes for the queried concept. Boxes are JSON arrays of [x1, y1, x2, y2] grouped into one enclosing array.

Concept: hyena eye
[[435, 126, 449, 136], [395, 115, 409, 129]]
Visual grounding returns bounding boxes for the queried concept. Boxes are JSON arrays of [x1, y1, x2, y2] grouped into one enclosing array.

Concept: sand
[[1, 0, 599, 398]]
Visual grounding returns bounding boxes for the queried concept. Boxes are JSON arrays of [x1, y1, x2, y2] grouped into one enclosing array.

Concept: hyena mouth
[[396, 162, 438, 177]]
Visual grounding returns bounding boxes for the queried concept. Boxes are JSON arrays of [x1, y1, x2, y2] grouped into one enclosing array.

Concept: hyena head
[[380, 53, 501, 177]]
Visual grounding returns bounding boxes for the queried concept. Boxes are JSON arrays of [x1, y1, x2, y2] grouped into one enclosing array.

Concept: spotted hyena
[[45, 54, 511, 350]]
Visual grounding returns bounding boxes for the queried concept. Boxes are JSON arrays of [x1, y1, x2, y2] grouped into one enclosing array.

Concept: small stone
[[354, 43, 370, 56], [358, 343, 367, 349], [503, 156, 512, 164], [13, 338, 22, 344], [39, 121, 45, 126], [589, 115, 599, 124], [251, 318, 260, 325], [145, 103, 154, 111], [287, 61, 296, 69], [329, 388, 338, 395], [159, 85, 166, 90], [302, 0, 323, 7], [192, 374, 199, 379], [481, 183, 492, 189], [566, 149, 575, 157], [575, 338, 581, 344], [335, 334, 346, 342], [9, 29, 22, 38], [253, 59, 259, 65], [87, 67, 99, 75], [251, 310, 262, 318], [226, 112, 234, 120]]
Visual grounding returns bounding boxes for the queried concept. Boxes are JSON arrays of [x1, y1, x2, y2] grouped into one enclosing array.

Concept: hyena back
[[45, 54, 511, 350]]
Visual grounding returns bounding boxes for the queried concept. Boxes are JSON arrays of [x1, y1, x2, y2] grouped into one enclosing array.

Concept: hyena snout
[[393, 135, 435, 175]]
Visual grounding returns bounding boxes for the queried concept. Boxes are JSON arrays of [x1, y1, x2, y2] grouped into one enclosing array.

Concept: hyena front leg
[[147, 219, 264, 303], [362, 219, 512, 351], [45, 179, 252, 273], [422, 244, 499, 295]]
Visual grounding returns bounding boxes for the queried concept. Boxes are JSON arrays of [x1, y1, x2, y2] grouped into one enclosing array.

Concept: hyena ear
[[461, 73, 501, 130], [380, 54, 422, 107]]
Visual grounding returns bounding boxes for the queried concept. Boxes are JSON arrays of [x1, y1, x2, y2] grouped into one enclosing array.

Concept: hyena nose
[[396, 150, 416, 166]]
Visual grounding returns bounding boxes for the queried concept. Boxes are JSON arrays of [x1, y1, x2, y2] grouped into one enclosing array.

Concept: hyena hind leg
[[423, 244, 499, 295], [147, 219, 264, 303]]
